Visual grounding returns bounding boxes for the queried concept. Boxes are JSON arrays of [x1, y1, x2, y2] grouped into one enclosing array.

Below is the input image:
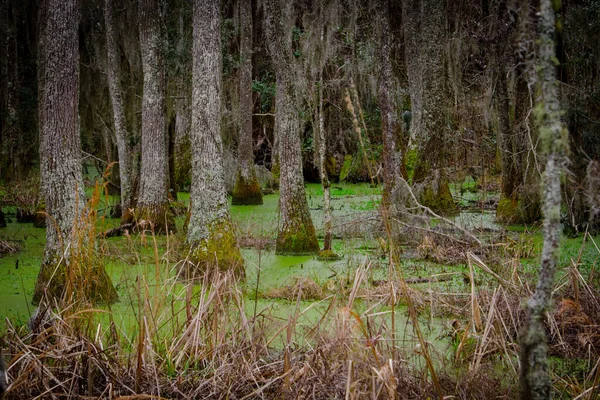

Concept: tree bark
[[104, 0, 133, 218], [264, 0, 319, 255], [232, 0, 263, 205], [519, 0, 569, 398], [33, 0, 116, 305], [402, 0, 456, 215], [136, 0, 174, 233], [0, 1, 22, 181], [377, 0, 403, 212], [186, 0, 243, 277]]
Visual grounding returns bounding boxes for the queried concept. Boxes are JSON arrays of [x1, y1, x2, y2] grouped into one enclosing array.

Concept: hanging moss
[[185, 218, 245, 279], [232, 169, 263, 205], [32, 255, 118, 306], [134, 203, 177, 234]]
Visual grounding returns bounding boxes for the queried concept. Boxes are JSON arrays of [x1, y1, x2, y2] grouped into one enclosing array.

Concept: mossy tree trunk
[[264, 0, 319, 255], [185, 0, 243, 277], [136, 0, 175, 233], [33, 0, 116, 305], [402, 0, 457, 215], [377, 0, 403, 213], [104, 0, 133, 217], [519, 0, 569, 398], [496, 0, 541, 225], [232, 0, 263, 206]]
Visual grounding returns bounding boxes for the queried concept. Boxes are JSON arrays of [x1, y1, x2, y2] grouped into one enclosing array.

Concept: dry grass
[[0, 240, 20, 257], [2, 175, 600, 398]]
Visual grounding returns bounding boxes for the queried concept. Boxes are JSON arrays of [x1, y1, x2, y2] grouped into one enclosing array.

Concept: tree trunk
[[264, 0, 319, 255], [377, 0, 403, 212], [232, 0, 263, 205], [33, 0, 116, 305], [104, 0, 133, 218], [186, 0, 243, 277], [403, 0, 457, 215], [519, 1, 569, 398], [1, 1, 22, 182], [136, 0, 174, 233], [314, 20, 334, 255]]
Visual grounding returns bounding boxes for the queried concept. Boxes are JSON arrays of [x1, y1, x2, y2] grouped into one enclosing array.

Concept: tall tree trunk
[[264, 0, 319, 255], [136, 0, 174, 233], [33, 0, 116, 305], [232, 0, 263, 205], [519, 0, 569, 398], [314, 19, 334, 254], [403, 0, 456, 215], [186, 0, 243, 277], [377, 0, 403, 212], [104, 0, 133, 219], [1, 1, 22, 181]]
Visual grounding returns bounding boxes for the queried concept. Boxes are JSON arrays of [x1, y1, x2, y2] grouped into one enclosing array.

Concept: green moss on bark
[[269, 162, 280, 189], [276, 222, 319, 255], [32, 256, 118, 306], [185, 219, 244, 279], [317, 249, 340, 261], [232, 169, 263, 205], [496, 196, 520, 224], [420, 180, 458, 215], [134, 203, 176, 234]]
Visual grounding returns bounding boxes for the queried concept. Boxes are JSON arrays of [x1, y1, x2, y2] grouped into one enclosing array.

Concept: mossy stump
[[276, 223, 320, 255], [184, 219, 245, 280], [496, 196, 521, 224], [32, 257, 118, 306], [232, 170, 263, 205], [317, 249, 340, 261], [134, 203, 177, 234], [419, 180, 458, 216]]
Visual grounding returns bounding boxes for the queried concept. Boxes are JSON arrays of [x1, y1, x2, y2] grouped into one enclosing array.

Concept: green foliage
[[404, 149, 418, 183], [252, 78, 276, 113]]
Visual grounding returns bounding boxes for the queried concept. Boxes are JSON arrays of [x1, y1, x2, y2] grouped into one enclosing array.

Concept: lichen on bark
[[264, 0, 319, 256], [184, 0, 243, 278], [134, 202, 176, 234], [136, 0, 173, 234], [185, 219, 244, 278], [519, 0, 570, 397], [33, 0, 116, 306], [402, 0, 457, 216], [232, 0, 263, 206], [232, 168, 263, 205]]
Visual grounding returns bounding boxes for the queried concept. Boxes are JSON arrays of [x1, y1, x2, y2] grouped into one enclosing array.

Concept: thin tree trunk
[[136, 0, 174, 233], [232, 0, 262, 205], [264, 0, 319, 255], [186, 0, 243, 277], [519, 0, 569, 397], [33, 0, 116, 305], [104, 0, 132, 218], [315, 22, 333, 253]]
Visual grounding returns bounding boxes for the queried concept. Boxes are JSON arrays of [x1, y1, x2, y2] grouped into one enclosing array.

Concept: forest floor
[[0, 180, 599, 399]]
